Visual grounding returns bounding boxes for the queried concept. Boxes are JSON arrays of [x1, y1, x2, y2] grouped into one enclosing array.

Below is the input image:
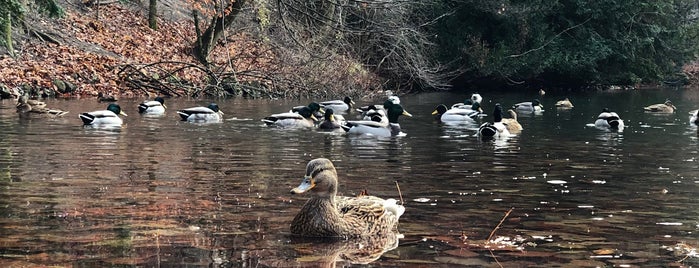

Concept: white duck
[[138, 96, 166, 115], [594, 108, 624, 132], [177, 103, 224, 123], [478, 103, 510, 140], [79, 103, 127, 126]]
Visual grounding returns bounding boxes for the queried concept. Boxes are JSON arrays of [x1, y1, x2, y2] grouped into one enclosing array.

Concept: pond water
[[1, 88, 699, 267]]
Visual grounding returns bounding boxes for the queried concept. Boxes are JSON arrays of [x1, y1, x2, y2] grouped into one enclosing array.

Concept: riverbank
[[0, 2, 383, 100]]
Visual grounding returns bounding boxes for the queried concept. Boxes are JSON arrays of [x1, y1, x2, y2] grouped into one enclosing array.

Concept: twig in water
[[394, 181, 404, 205], [487, 207, 514, 242], [489, 249, 504, 268]]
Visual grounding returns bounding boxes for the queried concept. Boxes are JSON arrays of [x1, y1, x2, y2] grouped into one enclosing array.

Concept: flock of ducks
[[7, 88, 698, 240]]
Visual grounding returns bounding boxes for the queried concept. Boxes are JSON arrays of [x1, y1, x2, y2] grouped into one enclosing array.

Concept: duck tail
[[79, 113, 95, 125], [383, 198, 405, 219]]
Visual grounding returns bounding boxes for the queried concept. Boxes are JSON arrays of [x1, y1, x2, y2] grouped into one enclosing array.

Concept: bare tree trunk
[[3, 11, 13, 58], [148, 0, 157, 30], [192, 0, 247, 65]]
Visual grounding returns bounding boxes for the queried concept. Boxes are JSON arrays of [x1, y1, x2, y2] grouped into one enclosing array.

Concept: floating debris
[[547, 180, 567, 185]]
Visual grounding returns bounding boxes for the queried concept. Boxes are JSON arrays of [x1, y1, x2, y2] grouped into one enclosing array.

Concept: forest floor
[[0, 1, 697, 100]]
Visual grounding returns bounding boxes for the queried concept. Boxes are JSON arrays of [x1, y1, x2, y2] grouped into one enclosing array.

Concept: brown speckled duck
[[644, 100, 676, 113], [290, 158, 405, 238], [501, 109, 523, 133]]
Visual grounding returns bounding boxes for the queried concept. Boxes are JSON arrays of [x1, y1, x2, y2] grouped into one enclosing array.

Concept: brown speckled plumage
[[290, 158, 404, 238]]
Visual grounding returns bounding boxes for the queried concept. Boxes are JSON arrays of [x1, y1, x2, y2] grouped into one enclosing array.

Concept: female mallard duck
[[594, 108, 624, 132], [263, 106, 318, 128], [431, 103, 480, 124], [16, 95, 68, 117], [290, 158, 405, 238], [690, 110, 699, 126], [138, 96, 166, 115], [318, 108, 344, 131], [513, 99, 544, 114], [478, 103, 510, 140], [177, 103, 224, 123], [97, 92, 118, 102], [501, 109, 523, 133], [320, 96, 354, 114], [644, 100, 676, 113], [555, 98, 574, 108], [79, 103, 127, 126]]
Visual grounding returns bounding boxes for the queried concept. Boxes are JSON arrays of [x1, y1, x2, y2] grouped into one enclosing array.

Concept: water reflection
[[1, 89, 699, 266]]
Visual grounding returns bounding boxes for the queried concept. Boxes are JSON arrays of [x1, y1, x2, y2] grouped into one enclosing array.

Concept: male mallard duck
[[290, 158, 405, 238], [79, 103, 127, 126], [501, 109, 523, 133], [644, 100, 676, 113], [318, 108, 344, 131], [594, 108, 624, 132], [177, 103, 224, 123], [690, 110, 699, 126], [97, 92, 118, 102], [450, 93, 483, 109], [263, 106, 318, 128], [342, 110, 391, 136], [356, 96, 400, 117], [432, 103, 480, 124], [16, 95, 68, 117], [513, 99, 544, 114], [555, 98, 574, 108], [320, 96, 354, 114], [346, 103, 410, 137], [292, 102, 325, 119], [478, 103, 510, 140], [138, 96, 166, 115]]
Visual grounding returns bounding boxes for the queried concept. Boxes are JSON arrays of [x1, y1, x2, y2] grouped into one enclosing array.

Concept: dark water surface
[[1, 89, 699, 267]]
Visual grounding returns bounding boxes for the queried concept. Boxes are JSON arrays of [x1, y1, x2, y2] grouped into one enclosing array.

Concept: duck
[[431, 103, 480, 124], [513, 99, 544, 113], [594, 108, 624, 132], [346, 103, 410, 137], [501, 109, 523, 133], [263, 106, 318, 128], [177, 103, 224, 123], [79, 103, 127, 126], [318, 108, 344, 131], [342, 110, 391, 136], [644, 100, 676, 113], [555, 98, 574, 108], [290, 158, 404, 238], [450, 93, 483, 109], [138, 96, 166, 115], [356, 96, 400, 117], [16, 95, 68, 117], [97, 92, 118, 102], [291, 102, 325, 119], [478, 103, 510, 140], [320, 96, 354, 114], [689, 110, 698, 126]]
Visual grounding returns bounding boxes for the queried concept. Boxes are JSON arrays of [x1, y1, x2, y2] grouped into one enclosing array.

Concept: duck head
[[155, 96, 167, 108], [432, 104, 449, 116], [343, 96, 355, 106], [387, 104, 412, 124], [298, 106, 319, 121], [107, 103, 127, 116], [324, 108, 336, 122], [291, 158, 338, 198], [493, 103, 503, 122]]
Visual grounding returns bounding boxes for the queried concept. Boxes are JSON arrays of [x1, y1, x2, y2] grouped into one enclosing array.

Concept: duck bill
[[403, 110, 413, 117], [311, 114, 318, 122], [163, 104, 168, 109], [291, 175, 315, 194], [120, 111, 128, 116], [431, 110, 438, 115]]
